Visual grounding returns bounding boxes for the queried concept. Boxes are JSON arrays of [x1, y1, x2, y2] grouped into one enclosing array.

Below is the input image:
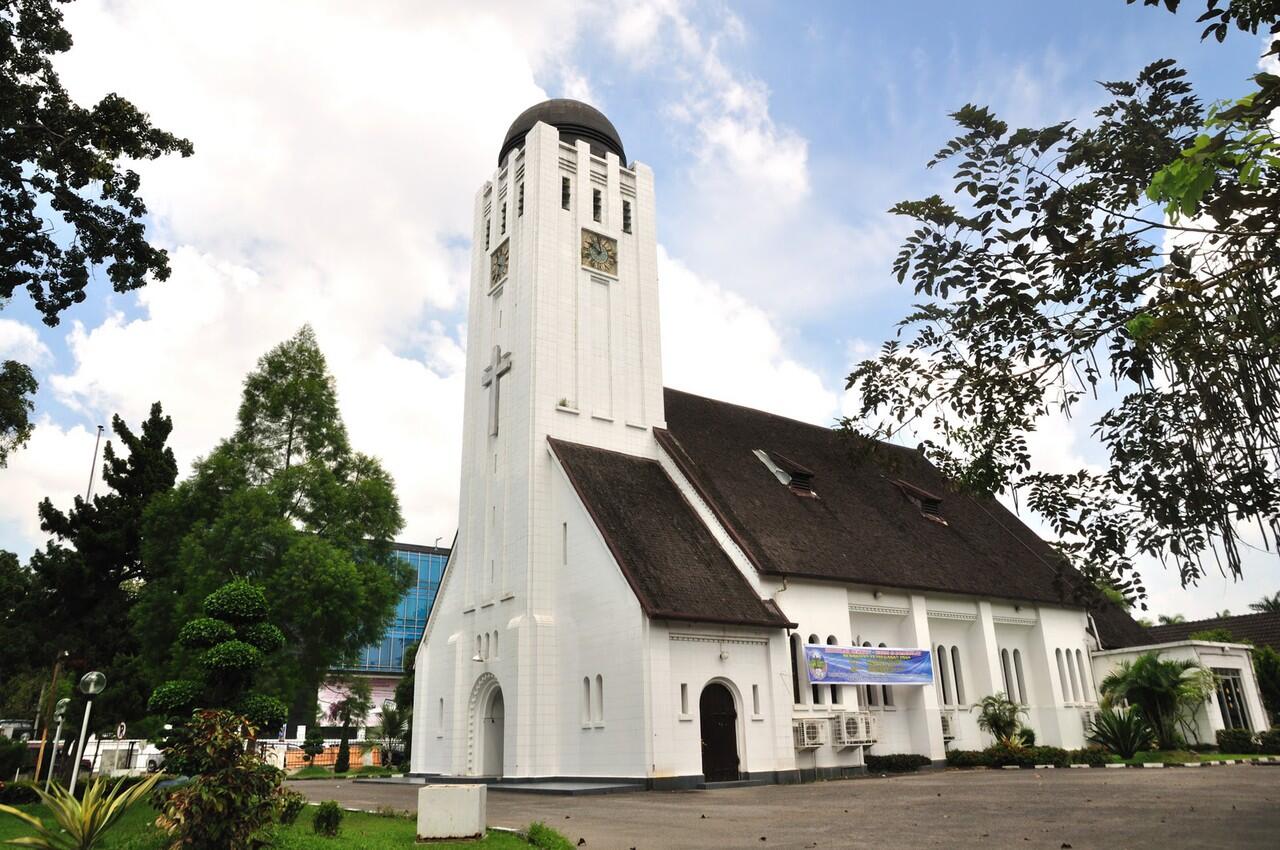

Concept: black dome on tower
[[498, 99, 626, 166]]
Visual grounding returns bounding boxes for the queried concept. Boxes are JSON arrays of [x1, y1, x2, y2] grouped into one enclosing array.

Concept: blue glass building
[[348, 542, 449, 673]]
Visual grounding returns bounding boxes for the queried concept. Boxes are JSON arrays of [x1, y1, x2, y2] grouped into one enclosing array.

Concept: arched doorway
[[699, 682, 739, 782], [481, 688, 504, 777]]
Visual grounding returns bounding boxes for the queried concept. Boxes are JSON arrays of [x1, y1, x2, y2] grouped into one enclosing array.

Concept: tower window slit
[[622, 199, 632, 233], [485, 220, 490, 250], [500, 203, 506, 235], [592, 188, 602, 222], [562, 177, 571, 210], [517, 183, 524, 216]]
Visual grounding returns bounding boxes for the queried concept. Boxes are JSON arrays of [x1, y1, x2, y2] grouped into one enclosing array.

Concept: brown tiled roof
[[1142, 611, 1280, 652], [1087, 600, 1154, 649], [657, 388, 1088, 607], [549, 437, 793, 629]]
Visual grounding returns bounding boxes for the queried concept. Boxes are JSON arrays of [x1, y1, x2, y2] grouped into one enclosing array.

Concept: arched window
[[951, 646, 966, 704], [789, 634, 803, 705], [827, 636, 841, 704], [476, 634, 482, 658], [595, 674, 604, 722], [1012, 649, 1027, 705], [862, 641, 879, 707], [492, 631, 499, 660], [483, 633, 490, 660], [1056, 649, 1069, 704], [582, 677, 591, 724], [878, 643, 894, 706], [808, 634, 823, 704], [438, 698, 444, 731], [1000, 649, 1013, 698], [935, 645, 953, 706], [1066, 649, 1082, 703], [1075, 649, 1092, 701]]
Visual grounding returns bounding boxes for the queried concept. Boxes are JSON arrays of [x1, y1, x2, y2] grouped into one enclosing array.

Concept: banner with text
[[804, 644, 933, 685]]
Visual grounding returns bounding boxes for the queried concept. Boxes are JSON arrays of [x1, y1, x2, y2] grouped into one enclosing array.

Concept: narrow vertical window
[[1012, 649, 1027, 705], [517, 183, 524, 216], [476, 634, 482, 657], [483, 633, 490, 660], [936, 645, 952, 706], [1075, 649, 1092, 701], [1056, 649, 1069, 704], [789, 634, 802, 705], [582, 677, 591, 724], [561, 177, 570, 210], [808, 634, 823, 704], [595, 674, 604, 722], [484, 220, 490, 250], [561, 522, 568, 565], [1066, 649, 1082, 703], [622, 199, 632, 233], [492, 631, 498, 659], [592, 188, 602, 222], [500, 203, 507, 235], [438, 697, 444, 730], [951, 646, 966, 704], [1000, 649, 1012, 697], [827, 636, 841, 704], [752, 684, 761, 716], [680, 683, 689, 715], [862, 641, 879, 707]]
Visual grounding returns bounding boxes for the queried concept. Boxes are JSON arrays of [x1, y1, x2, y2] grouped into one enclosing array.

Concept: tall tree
[[1249, 592, 1280, 613], [134, 326, 407, 724], [1, 0, 192, 463], [21, 403, 177, 730], [846, 4, 1280, 606]]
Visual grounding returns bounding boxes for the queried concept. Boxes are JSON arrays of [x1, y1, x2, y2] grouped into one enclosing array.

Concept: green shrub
[[204, 579, 269, 623], [985, 743, 1069, 767], [177, 616, 236, 649], [147, 680, 203, 716], [1215, 728, 1258, 754], [302, 729, 326, 762], [971, 693, 1025, 741], [1258, 728, 1280, 755], [1018, 727, 1036, 746], [1069, 747, 1110, 766], [200, 639, 263, 672], [239, 622, 286, 653], [236, 694, 289, 733], [1088, 705, 1154, 759], [526, 821, 574, 850], [278, 790, 307, 825], [945, 749, 991, 768], [0, 736, 25, 777], [864, 753, 931, 773], [313, 801, 343, 837], [0, 781, 40, 805]]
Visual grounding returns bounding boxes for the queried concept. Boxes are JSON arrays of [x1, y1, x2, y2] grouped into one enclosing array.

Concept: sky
[[1, 0, 1276, 621]]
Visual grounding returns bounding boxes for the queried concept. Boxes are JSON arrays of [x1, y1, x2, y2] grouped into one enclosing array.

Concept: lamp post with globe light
[[68, 672, 105, 795], [44, 698, 71, 792]]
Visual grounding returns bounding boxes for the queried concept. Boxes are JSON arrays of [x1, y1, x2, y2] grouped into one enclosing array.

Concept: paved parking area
[[288, 765, 1280, 849]]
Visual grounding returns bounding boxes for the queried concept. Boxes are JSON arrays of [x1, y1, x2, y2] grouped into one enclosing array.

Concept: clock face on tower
[[489, 239, 509, 290], [580, 229, 618, 276]]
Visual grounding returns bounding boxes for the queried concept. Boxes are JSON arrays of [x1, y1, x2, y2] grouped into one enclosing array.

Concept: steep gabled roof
[[1143, 611, 1280, 652], [657, 388, 1086, 607], [549, 438, 793, 630]]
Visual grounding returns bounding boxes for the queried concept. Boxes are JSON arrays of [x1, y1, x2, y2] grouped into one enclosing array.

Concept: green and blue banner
[[804, 644, 933, 685]]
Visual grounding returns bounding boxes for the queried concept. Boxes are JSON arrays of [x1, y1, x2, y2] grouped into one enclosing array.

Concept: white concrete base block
[[417, 784, 486, 841]]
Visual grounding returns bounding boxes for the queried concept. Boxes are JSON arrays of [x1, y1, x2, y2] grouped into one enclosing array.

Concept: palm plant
[[1249, 592, 1280, 613], [327, 677, 372, 773], [373, 705, 409, 767], [1156, 614, 1186, 625], [1098, 653, 1214, 750], [1087, 705, 1154, 759], [0, 773, 160, 850], [970, 692, 1025, 742]]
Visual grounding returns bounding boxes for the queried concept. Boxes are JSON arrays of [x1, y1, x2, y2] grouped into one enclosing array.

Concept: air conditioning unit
[[831, 713, 860, 748], [792, 718, 828, 750], [940, 710, 957, 742]]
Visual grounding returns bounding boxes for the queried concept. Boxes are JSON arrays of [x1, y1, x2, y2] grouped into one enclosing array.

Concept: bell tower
[[438, 99, 663, 775]]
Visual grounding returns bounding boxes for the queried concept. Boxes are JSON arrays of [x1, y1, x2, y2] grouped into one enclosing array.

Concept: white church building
[[410, 100, 1270, 787]]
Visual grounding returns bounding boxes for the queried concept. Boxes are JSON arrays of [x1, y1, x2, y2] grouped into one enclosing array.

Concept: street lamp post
[[44, 698, 71, 792], [67, 672, 106, 796]]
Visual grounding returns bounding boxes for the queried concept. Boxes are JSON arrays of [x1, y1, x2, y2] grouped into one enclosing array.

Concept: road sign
[[116, 722, 127, 740]]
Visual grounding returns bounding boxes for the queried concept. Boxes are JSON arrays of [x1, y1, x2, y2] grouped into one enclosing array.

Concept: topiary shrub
[[278, 789, 307, 825], [1215, 728, 1259, 754], [204, 579, 269, 623], [313, 800, 343, 837], [239, 622, 286, 653], [237, 694, 289, 734], [526, 821, 574, 850], [1017, 727, 1036, 746], [148, 680, 203, 716], [200, 639, 263, 673], [1258, 728, 1280, 755], [177, 616, 237, 649], [865, 753, 932, 773], [1069, 747, 1110, 766], [302, 729, 326, 763], [945, 749, 991, 768]]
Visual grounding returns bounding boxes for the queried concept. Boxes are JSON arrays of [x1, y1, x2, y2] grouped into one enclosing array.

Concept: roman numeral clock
[[580, 229, 617, 276]]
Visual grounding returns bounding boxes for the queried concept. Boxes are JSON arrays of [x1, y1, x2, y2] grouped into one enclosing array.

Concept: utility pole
[[85, 424, 105, 501]]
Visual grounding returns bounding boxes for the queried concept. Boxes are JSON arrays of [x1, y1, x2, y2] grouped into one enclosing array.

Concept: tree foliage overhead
[[133, 326, 407, 723], [846, 3, 1280, 606]]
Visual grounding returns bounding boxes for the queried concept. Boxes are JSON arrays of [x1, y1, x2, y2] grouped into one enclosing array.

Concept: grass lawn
[[1115, 750, 1271, 765], [290, 764, 400, 780], [0, 803, 533, 849]]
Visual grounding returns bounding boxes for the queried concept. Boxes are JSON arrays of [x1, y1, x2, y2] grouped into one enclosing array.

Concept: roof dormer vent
[[894, 479, 947, 525], [753, 449, 818, 498]]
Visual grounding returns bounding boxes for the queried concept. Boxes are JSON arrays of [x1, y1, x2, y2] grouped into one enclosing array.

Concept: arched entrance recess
[[466, 673, 504, 777], [699, 682, 740, 782]]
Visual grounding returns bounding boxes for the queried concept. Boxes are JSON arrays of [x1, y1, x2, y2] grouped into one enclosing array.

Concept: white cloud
[[0, 319, 53, 365]]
